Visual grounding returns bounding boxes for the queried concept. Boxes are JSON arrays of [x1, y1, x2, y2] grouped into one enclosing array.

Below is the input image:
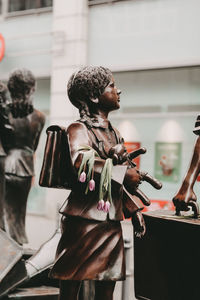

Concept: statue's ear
[[90, 98, 99, 104]]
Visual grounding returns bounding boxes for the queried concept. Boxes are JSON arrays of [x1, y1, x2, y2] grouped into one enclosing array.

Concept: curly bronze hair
[[7, 69, 35, 118], [7, 68, 35, 101], [67, 66, 112, 127]]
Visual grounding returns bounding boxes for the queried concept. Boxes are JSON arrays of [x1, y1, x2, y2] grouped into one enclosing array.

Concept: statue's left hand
[[132, 210, 146, 238]]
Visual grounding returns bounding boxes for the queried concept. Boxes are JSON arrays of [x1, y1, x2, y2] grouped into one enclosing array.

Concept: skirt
[[4, 174, 32, 244], [49, 216, 125, 281]]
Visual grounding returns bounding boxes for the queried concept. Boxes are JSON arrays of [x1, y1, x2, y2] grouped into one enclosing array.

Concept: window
[[8, 0, 52, 13], [88, 0, 127, 3], [88, 0, 109, 3]]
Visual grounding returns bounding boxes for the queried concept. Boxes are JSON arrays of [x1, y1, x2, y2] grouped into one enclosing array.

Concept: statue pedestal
[[6, 286, 59, 299], [134, 210, 200, 300]]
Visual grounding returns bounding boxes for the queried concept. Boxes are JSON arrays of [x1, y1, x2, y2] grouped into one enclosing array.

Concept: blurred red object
[[143, 199, 174, 212], [124, 142, 141, 168], [0, 34, 5, 62]]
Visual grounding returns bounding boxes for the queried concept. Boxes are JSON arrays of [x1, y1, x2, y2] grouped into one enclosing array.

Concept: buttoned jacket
[[60, 120, 133, 221]]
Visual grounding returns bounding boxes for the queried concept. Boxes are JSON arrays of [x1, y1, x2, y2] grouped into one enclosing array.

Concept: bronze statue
[[173, 115, 200, 218], [0, 82, 12, 231], [40, 66, 161, 300], [2, 69, 45, 245]]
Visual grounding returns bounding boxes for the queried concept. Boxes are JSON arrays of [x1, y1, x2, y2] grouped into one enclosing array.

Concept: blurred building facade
[[0, 0, 200, 249]]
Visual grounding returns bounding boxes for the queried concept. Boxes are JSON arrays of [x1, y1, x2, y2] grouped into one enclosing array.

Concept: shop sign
[[154, 142, 182, 182], [124, 141, 141, 168], [143, 199, 174, 212], [0, 34, 5, 62]]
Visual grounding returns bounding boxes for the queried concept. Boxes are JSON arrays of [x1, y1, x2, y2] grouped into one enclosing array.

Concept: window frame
[[6, 0, 53, 16], [88, 0, 127, 5]]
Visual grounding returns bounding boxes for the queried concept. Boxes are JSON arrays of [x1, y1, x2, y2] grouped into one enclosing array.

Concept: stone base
[[134, 210, 200, 300]]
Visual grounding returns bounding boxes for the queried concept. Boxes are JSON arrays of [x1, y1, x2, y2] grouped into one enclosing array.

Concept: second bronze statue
[[173, 114, 200, 218], [0, 69, 45, 245]]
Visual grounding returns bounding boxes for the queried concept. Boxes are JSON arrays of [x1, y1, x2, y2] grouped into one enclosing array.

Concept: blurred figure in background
[[3, 69, 45, 245], [0, 82, 12, 231]]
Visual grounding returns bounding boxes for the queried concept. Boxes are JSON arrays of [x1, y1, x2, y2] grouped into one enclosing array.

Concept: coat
[[59, 119, 137, 221]]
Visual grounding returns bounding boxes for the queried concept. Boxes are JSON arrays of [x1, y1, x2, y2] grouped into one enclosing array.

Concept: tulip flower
[[89, 179, 95, 191], [97, 199, 105, 211], [103, 200, 110, 213], [79, 171, 86, 183]]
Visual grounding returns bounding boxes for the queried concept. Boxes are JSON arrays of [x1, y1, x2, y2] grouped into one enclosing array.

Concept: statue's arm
[[68, 123, 152, 236], [173, 136, 200, 216], [33, 111, 46, 151]]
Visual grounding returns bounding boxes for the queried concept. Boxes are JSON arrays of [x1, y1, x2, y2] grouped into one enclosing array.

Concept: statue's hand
[[132, 210, 146, 238], [108, 144, 128, 165], [124, 167, 142, 193], [173, 188, 199, 218]]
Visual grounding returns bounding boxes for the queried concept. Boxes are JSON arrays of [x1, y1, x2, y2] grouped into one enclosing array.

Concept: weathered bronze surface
[[2, 69, 45, 245], [0, 70, 46, 299], [39, 66, 162, 300]]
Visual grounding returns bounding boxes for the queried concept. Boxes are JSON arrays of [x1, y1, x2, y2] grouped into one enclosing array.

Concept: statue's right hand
[[173, 188, 199, 218]]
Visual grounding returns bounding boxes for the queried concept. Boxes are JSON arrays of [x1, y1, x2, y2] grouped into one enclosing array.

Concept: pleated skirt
[[49, 216, 125, 281]]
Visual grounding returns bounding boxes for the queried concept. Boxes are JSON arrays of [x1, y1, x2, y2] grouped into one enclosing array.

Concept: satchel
[[39, 125, 75, 189]]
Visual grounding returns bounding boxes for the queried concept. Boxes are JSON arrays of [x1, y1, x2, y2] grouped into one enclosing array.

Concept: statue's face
[[98, 76, 121, 112], [25, 85, 35, 98]]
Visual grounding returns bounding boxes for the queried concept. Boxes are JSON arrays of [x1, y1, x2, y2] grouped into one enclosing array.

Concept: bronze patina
[[39, 66, 162, 300]]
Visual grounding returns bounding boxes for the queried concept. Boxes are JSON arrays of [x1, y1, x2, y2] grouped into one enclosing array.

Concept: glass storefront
[[110, 67, 200, 205]]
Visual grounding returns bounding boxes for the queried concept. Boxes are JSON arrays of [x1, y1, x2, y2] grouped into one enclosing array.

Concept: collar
[[78, 116, 113, 130], [92, 117, 110, 129]]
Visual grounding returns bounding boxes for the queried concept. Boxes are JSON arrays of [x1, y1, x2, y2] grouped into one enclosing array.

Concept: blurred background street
[[0, 0, 200, 298]]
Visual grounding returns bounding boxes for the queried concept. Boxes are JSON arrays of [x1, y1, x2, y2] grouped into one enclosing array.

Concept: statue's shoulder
[[67, 121, 88, 135], [32, 109, 46, 125]]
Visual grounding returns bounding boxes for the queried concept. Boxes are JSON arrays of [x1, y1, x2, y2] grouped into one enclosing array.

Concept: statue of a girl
[[3, 69, 45, 245], [41, 66, 161, 300]]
